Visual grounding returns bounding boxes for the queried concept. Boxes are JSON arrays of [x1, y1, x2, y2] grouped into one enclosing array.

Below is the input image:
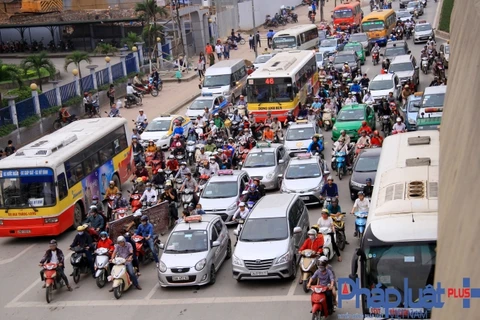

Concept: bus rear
[[333, 3, 361, 31]]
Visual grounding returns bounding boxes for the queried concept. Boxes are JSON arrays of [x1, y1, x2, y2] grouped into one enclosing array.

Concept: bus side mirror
[[293, 87, 299, 94]]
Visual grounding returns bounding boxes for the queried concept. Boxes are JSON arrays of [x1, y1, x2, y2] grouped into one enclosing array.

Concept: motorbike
[[334, 151, 347, 180], [133, 151, 145, 166], [109, 257, 132, 299], [264, 15, 279, 28], [88, 96, 101, 118], [131, 234, 160, 265], [300, 249, 319, 293], [322, 110, 333, 131], [132, 120, 146, 135], [94, 247, 111, 288], [186, 141, 196, 166], [142, 79, 159, 97], [381, 115, 392, 136], [435, 62, 446, 80], [70, 246, 91, 284], [395, 29, 403, 40], [53, 114, 77, 131], [354, 211, 369, 239], [318, 227, 335, 261], [42, 263, 66, 303], [113, 207, 129, 220], [105, 110, 121, 118], [332, 213, 347, 251], [421, 57, 429, 74], [103, 195, 116, 221], [310, 285, 331, 320], [181, 188, 195, 209], [414, 9, 419, 19], [174, 178, 184, 192], [124, 92, 143, 108]]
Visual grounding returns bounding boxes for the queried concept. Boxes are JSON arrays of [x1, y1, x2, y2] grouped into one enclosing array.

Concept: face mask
[[92, 200, 97, 205], [181, 165, 186, 169], [101, 237, 106, 240], [78, 232, 84, 235], [309, 235, 315, 240], [147, 187, 151, 191]]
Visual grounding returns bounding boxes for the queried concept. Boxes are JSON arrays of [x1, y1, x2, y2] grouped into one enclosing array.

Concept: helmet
[[181, 161, 187, 165], [210, 120, 215, 124], [358, 191, 364, 196], [307, 229, 317, 236], [249, 184, 257, 191], [404, 85, 409, 88], [146, 182, 152, 187], [331, 197, 338, 203], [239, 202, 246, 207], [396, 117, 402, 122], [168, 154, 174, 159], [132, 135, 138, 140], [142, 176, 148, 182], [100, 231, 108, 237], [321, 208, 329, 214], [338, 137, 345, 142], [340, 130, 346, 134], [141, 215, 148, 222], [117, 236, 126, 243], [362, 121, 367, 126], [109, 180, 115, 185], [77, 225, 87, 231], [89, 205, 98, 212], [49, 239, 57, 245], [361, 130, 367, 134], [327, 176, 333, 181], [373, 130, 379, 135], [366, 178, 372, 183], [139, 109, 144, 112], [92, 195, 99, 200], [149, 139, 154, 143], [319, 256, 328, 263]]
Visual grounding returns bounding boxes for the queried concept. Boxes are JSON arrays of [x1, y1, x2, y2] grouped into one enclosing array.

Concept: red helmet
[[141, 176, 148, 182], [200, 174, 210, 180], [362, 121, 367, 126], [175, 142, 182, 147], [373, 130, 379, 135]]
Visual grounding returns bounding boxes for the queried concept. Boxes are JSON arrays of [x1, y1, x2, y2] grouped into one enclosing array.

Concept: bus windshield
[[362, 21, 385, 31], [422, 93, 445, 107], [247, 82, 294, 103], [334, 9, 353, 18], [272, 36, 297, 50], [364, 242, 436, 305], [0, 168, 56, 208]]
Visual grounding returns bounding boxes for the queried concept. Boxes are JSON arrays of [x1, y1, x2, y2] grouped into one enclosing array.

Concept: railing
[[81, 75, 94, 92], [38, 89, 58, 110], [15, 97, 37, 123], [96, 68, 109, 87], [126, 57, 137, 75], [0, 106, 12, 126], [59, 82, 78, 102], [111, 62, 124, 80]]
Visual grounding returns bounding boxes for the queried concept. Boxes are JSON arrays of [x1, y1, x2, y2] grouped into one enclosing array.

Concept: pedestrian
[[215, 41, 223, 60], [311, 1, 317, 15], [175, 69, 182, 83], [248, 34, 254, 51], [199, 52, 206, 70], [197, 57, 205, 79], [107, 84, 115, 106], [266, 29, 275, 48], [255, 31, 261, 47], [223, 42, 230, 60], [4, 140, 15, 156]]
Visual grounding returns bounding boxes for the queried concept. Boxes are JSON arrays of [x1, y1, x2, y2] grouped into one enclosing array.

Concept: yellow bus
[[0, 118, 133, 237], [361, 9, 396, 46], [246, 50, 318, 122]]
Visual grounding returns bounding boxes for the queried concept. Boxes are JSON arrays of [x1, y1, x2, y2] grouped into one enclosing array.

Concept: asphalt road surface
[[0, 3, 445, 320]]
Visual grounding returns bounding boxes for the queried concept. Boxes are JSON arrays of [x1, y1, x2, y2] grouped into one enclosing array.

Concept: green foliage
[[20, 52, 56, 91], [113, 76, 128, 86], [135, 0, 168, 23], [41, 105, 60, 117], [4, 87, 40, 103], [439, 0, 454, 33], [94, 43, 118, 55], [0, 61, 22, 86], [64, 51, 91, 78], [0, 124, 16, 137], [19, 115, 40, 128], [98, 83, 110, 91], [122, 32, 142, 50], [63, 95, 83, 106]]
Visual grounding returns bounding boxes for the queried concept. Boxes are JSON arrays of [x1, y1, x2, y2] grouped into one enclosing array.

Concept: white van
[[201, 59, 248, 103]]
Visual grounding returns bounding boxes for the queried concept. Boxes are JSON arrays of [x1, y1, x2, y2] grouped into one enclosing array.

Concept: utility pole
[[251, 0, 258, 58], [320, 0, 324, 22]]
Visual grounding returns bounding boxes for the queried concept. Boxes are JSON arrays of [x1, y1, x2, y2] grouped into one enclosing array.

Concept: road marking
[[5, 294, 311, 309], [287, 272, 299, 296], [144, 283, 159, 300], [0, 244, 35, 265], [5, 278, 42, 308]]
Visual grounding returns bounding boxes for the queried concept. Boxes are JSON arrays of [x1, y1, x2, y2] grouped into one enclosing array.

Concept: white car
[[284, 121, 323, 157], [140, 115, 192, 149], [368, 74, 401, 104], [413, 22, 435, 44], [253, 54, 275, 70], [185, 94, 229, 119]]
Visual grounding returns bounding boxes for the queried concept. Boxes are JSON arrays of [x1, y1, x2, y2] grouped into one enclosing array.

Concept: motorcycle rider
[[306, 250, 336, 317], [318, 256, 338, 308], [320, 176, 339, 200], [145, 140, 157, 153], [357, 121, 373, 135], [131, 136, 145, 165], [135, 215, 159, 266], [381, 58, 390, 71], [108, 104, 121, 117], [339, 130, 351, 145], [175, 161, 190, 180], [209, 156, 220, 175], [372, 42, 380, 55], [351, 191, 370, 235], [69, 225, 95, 276], [350, 81, 361, 94], [83, 92, 93, 115], [401, 85, 412, 106], [204, 138, 217, 152], [134, 163, 149, 179], [392, 117, 406, 133], [356, 130, 371, 149], [363, 178, 374, 198], [252, 178, 266, 197], [262, 125, 275, 141], [195, 146, 209, 164], [344, 93, 356, 105], [141, 182, 157, 204], [271, 117, 283, 140], [307, 135, 324, 155], [59, 105, 76, 123], [362, 91, 374, 104], [113, 191, 129, 209], [359, 74, 370, 88], [180, 171, 199, 195], [429, 76, 442, 87], [105, 180, 119, 198], [110, 236, 142, 290], [151, 169, 166, 186], [172, 120, 185, 137], [136, 109, 147, 124], [83, 206, 105, 232], [166, 154, 179, 175], [39, 239, 73, 291], [244, 184, 261, 204], [371, 130, 384, 147], [298, 229, 324, 284], [233, 202, 249, 221], [317, 209, 342, 262], [126, 83, 137, 104], [159, 183, 179, 221], [91, 195, 103, 213]]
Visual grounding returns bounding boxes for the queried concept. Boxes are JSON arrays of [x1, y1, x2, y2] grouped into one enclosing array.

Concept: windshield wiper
[[167, 249, 197, 253], [257, 237, 284, 242], [273, 98, 283, 106], [27, 201, 38, 212]]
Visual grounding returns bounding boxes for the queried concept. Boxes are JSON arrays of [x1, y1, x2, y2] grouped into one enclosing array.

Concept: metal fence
[[111, 63, 124, 80], [81, 75, 94, 92], [16, 97, 37, 123], [38, 89, 58, 110], [126, 57, 137, 75], [96, 68, 109, 87], [0, 106, 12, 126], [60, 82, 78, 102]]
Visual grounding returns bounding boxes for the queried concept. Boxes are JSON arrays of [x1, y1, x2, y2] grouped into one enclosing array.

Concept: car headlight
[[195, 259, 206, 271], [232, 254, 244, 267], [350, 180, 364, 188], [161, 135, 169, 140], [274, 252, 291, 265], [308, 185, 322, 192], [332, 126, 338, 132], [266, 171, 275, 179], [159, 261, 167, 273], [227, 203, 237, 211], [223, 91, 229, 96], [408, 118, 416, 125]]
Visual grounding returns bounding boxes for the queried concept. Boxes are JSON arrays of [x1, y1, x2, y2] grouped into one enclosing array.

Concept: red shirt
[[299, 235, 324, 253], [357, 125, 373, 135], [166, 159, 178, 170], [371, 136, 383, 147], [97, 238, 114, 254]]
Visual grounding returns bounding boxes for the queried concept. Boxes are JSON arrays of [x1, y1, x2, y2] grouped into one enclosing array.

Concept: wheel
[[113, 285, 123, 299], [337, 231, 346, 251], [96, 270, 106, 288], [239, 39, 246, 45], [73, 268, 80, 284], [53, 120, 62, 131], [151, 89, 159, 97], [209, 265, 216, 285], [73, 202, 83, 229], [136, 96, 143, 106], [46, 286, 53, 304], [312, 311, 322, 320], [303, 279, 309, 293], [225, 240, 232, 259], [289, 258, 297, 280], [158, 82, 163, 91], [112, 174, 121, 192], [337, 166, 343, 180]]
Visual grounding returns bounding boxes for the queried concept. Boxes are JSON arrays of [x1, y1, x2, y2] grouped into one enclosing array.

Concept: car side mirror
[[212, 240, 221, 247], [414, 66, 419, 69], [278, 174, 283, 178], [332, 118, 336, 124], [159, 243, 165, 250], [293, 87, 299, 94], [233, 229, 239, 236], [293, 226, 302, 234], [324, 170, 330, 175], [278, 159, 285, 164]]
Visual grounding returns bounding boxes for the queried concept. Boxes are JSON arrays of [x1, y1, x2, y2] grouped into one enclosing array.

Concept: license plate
[[250, 271, 268, 276], [301, 196, 309, 200], [17, 230, 31, 234], [172, 276, 189, 281]]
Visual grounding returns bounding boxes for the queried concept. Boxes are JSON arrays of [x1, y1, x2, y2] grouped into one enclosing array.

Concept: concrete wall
[[434, 0, 480, 319], [238, 0, 301, 30]]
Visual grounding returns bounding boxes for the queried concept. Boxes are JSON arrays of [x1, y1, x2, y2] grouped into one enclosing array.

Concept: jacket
[[136, 222, 154, 238], [84, 213, 104, 230], [97, 238, 114, 253], [40, 248, 66, 264], [70, 232, 93, 249], [307, 141, 324, 153], [299, 235, 324, 253]]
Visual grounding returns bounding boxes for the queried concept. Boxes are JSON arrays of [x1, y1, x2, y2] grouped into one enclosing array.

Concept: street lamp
[[30, 83, 38, 91], [105, 56, 111, 63], [72, 69, 79, 76], [132, 46, 138, 52]]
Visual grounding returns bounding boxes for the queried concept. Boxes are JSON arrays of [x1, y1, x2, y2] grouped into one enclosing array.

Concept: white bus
[[349, 130, 439, 319], [272, 24, 319, 51]]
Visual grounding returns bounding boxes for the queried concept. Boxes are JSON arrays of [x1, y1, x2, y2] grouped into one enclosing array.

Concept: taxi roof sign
[[295, 119, 308, 123], [296, 153, 312, 159], [185, 215, 202, 223], [218, 169, 234, 175], [414, 92, 423, 97], [256, 142, 271, 148]]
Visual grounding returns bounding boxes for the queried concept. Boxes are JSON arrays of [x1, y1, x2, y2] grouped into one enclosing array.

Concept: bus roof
[[367, 130, 439, 241], [361, 9, 395, 22], [247, 50, 314, 79], [333, 2, 360, 10], [272, 24, 317, 37], [0, 118, 128, 169]]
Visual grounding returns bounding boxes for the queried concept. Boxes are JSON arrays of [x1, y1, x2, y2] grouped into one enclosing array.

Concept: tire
[[158, 82, 163, 91], [73, 202, 83, 229], [96, 270, 106, 288], [337, 166, 343, 180], [209, 265, 216, 285], [312, 311, 322, 320], [151, 89, 159, 97], [112, 174, 121, 192], [225, 240, 232, 259], [46, 286, 53, 304], [114, 285, 123, 299], [136, 96, 143, 106], [337, 231, 346, 251], [303, 279, 309, 293], [239, 39, 246, 45], [53, 120, 62, 131], [289, 258, 297, 280], [73, 268, 80, 284]]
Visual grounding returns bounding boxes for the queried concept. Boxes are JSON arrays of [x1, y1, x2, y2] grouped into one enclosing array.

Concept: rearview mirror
[[212, 241, 221, 247], [324, 170, 330, 175], [233, 229, 239, 236], [278, 174, 283, 178], [159, 243, 165, 250], [278, 159, 285, 164], [293, 226, 302, 234]]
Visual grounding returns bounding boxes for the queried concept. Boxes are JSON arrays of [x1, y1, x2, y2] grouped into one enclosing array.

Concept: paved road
[[0, 2, 444, 320]]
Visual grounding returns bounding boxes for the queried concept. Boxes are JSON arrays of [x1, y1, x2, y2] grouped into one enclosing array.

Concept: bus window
[[57, 173, 68, 200]]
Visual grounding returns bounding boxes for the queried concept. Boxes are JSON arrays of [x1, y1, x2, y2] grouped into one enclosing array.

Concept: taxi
[[240, 142, 289, 190], [157, 215, 231, 287], [280, 153, 329, 205], [185, 94, 229, 119], [416, 107, 443, 131], [140, 114, 192, 149], [332, 104, 375, 142], [399, 92, 422, 131], [284, 120, 323, 157], [344, 41, 365, 65]]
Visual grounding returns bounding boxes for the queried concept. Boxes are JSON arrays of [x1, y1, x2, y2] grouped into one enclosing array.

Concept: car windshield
[[243, 152, 275, 168], [334, 54, 355, 64], [272, 36, 296, 50], [240, 217, 288, 242], [444, 45, 450, 54], [337, 108, 365, 121], [203, 74, 231, 87], [369, 79, 393, 91], [145, 120, 171, 132], [320, 39, 337, 47], [407, 100, 421, 113], [286, 127, 315, 141], [389, 62, 413, 72], [362, 21, 385, 32], [286, 163, 321, 179], [407, 2, 419, 8], [255, 55, 272, 64], [189, 99, 212, 110], [165, 230, 208, 253], [0, 168, 56, 208], [415, 24, 432, 32], [421, 93, 445, 107], [354, 155, 380, 172], [246, 82, 294, 103], [316, 53, 325, 61], [385, 46, 407, 57], [333, 9, 353, 18], [349, 34, 368, 42], [364, 242, 436, 307], [396, 11, 411, 18], [346, 44, 362, 52], [202, 181, 238, 198]]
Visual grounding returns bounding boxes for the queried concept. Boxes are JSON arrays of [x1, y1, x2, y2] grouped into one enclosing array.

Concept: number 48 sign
[[264, 78, 275, 85]]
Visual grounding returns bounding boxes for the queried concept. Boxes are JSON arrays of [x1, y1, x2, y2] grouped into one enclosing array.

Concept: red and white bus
[[333, 2, 363, 31]]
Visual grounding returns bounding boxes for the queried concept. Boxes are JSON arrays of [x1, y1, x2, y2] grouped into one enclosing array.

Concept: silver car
[[413, 22, 435, 44], [199, 170, 250, 223], [240, 143, 289, 190], [280, 154, 329, 205], [157, 215, 231, 287], [284, 121, 323, 157], [232, 194, 310, 281]]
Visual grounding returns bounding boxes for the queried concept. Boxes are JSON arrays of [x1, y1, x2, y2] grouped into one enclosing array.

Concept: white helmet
[[327, 176, 333, 181], [117, 236, 126, 243], [396, 117, 402, 122], [319, 256, 328, 263], [307, 229, 317, 236], [239, 202, 246, 207], [133, 209, 142, 217]]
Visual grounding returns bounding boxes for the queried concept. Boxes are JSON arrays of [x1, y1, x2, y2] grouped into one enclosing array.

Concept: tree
[[20, 52, 56, 91], [64, 51, 91, 79], [122, 32, 142, 50], [0, 60, 22, 87], [94, 43, 118, 55]]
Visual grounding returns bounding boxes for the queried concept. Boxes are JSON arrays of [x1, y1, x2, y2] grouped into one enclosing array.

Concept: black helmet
[[141, 215, 148, 222], [49, 239, 57, 245]]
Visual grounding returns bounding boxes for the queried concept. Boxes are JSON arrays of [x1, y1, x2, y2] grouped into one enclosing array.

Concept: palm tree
[[64, 51, 91, 79], [0, 60, 23, 87], [20, 52, 56, 91], [94, 43, 118, 55], [122, 32, 142, 49]]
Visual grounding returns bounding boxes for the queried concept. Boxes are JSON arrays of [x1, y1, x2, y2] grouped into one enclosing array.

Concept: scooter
[[322, 110, 333, 131], [310, 285, 330, 320], [421, 57, 429, 74], [129, 191, 142, 214], [103, 195, 116, 221], [109, 257, 132, 299], [124, 92, 143, 108], [132, 120, 146, 135], [42, 263, 66, 303], [94, 247, 111, 288], [354, 211, 368, 239], [334, 151, 347, 180], [300, 249, 319, 293], [333, 213, 347, 251], [372, 51, 379, 65], [70, 246, 91, 284], [88, 96, 100, 118], [113, 207, 129, 220], [381, 115, 392, 136], [318, 227, 335, 261], [186, 141, 196, 166], [131, 234, 160, 265], [181, 188, 194, 209]]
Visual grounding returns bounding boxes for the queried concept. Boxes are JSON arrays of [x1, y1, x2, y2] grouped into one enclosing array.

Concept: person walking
[[223, 42, 230, 60], [107, 84, 115, 106], [255, 31, 261, 48], [197, 57, 205, 79], [249, 34, 254, 51], [215, 42, 223, 60]]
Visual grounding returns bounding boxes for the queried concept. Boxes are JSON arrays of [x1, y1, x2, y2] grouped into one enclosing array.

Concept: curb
[[433, 0, 450, 40]]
